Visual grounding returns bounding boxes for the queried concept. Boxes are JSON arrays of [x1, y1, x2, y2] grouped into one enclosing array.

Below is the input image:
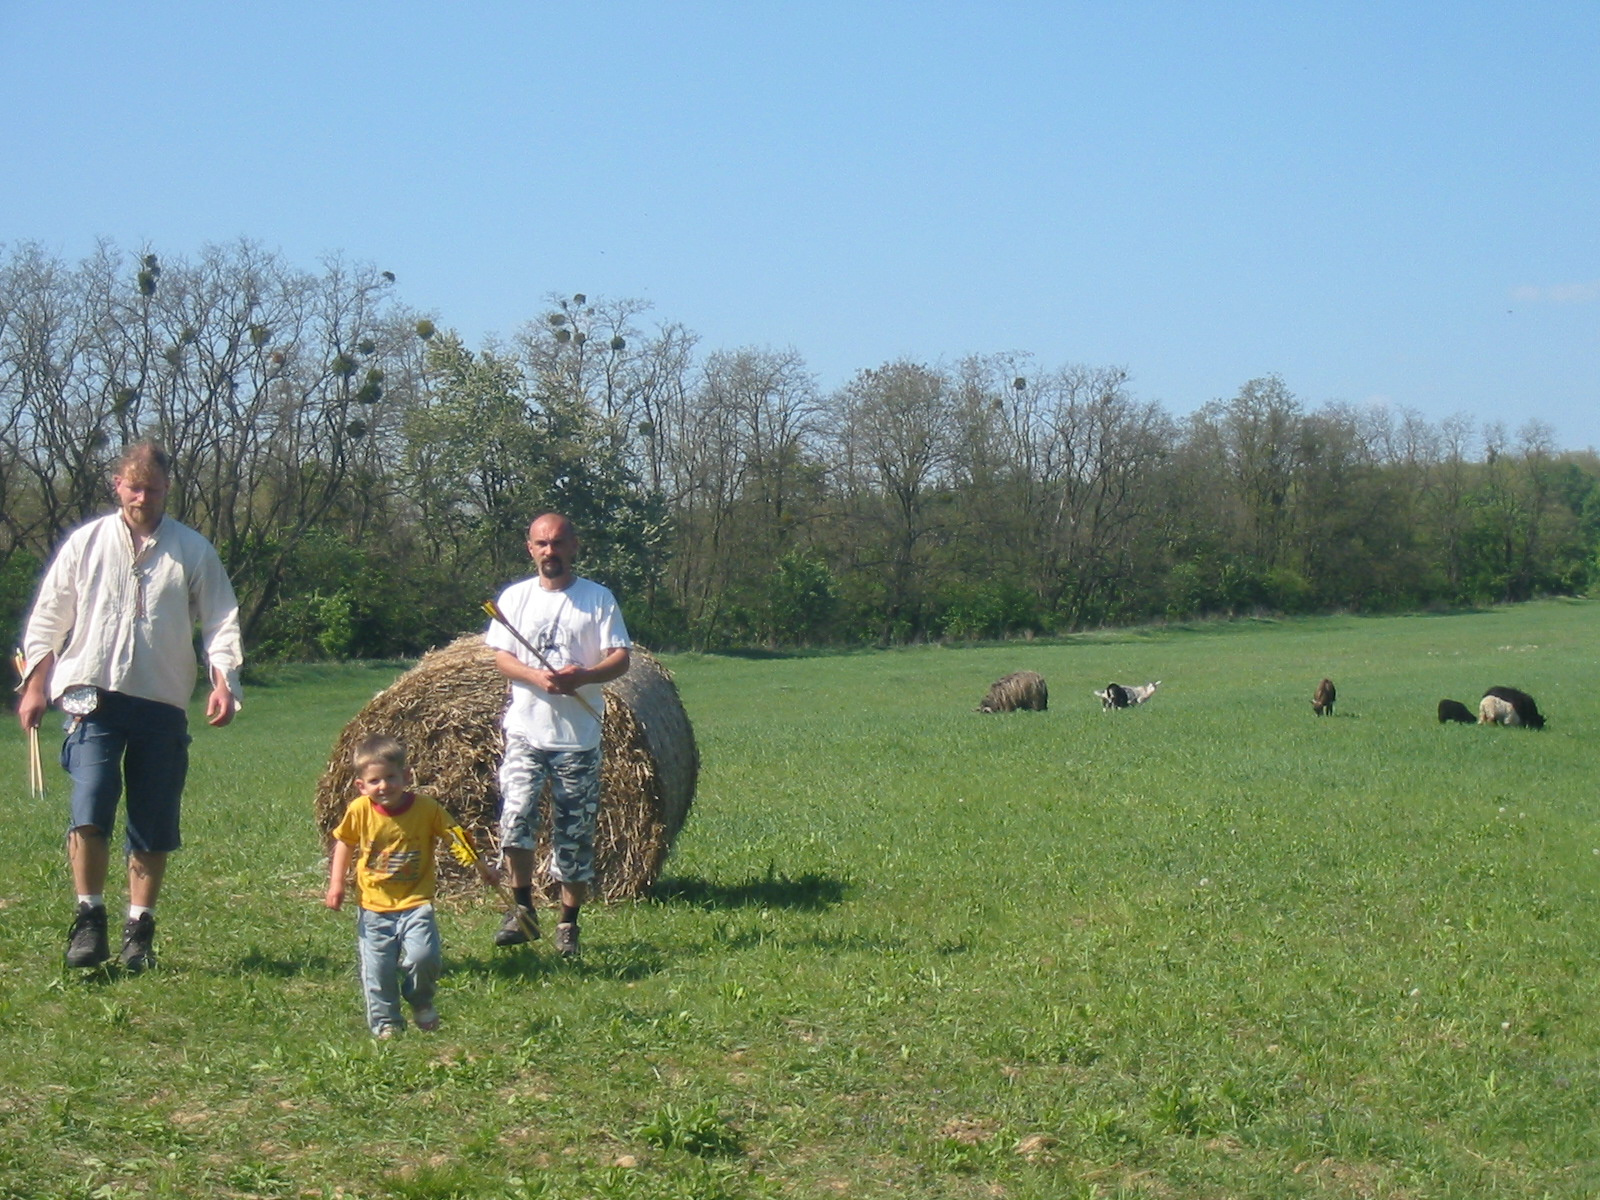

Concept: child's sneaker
[[65, 902, 109, 968], [375, 1025, 400, 1040], [413, 1006, 440, 1032]]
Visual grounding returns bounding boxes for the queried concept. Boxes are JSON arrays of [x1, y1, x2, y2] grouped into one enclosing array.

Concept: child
[[325, 734, 496, 1037]]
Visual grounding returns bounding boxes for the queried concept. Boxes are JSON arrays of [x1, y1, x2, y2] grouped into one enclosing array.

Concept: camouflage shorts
[[497, 737, 601, 883]]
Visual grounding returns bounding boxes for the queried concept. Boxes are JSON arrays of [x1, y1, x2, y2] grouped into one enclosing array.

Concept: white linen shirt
[[485, 575, 629, 751], [22, 511, 245, 712]]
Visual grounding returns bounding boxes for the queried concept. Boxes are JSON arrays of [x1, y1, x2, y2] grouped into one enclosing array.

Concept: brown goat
[[976, 671, 1048, 713], [1312, 678, 1336, 716]]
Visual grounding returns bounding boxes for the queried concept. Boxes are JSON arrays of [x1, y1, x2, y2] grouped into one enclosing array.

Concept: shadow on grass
[[228, 949, 345, 977], [451, 945, 668, 983], [58, 963, 123, 989], [698, 927, 910, 955], [650, 869, 847, 912]]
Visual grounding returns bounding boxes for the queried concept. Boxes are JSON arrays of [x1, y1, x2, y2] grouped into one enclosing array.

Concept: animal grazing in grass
[[1478, 686, 1545, 729], [1312, 677, 1336, 716], [1437, 698, 1476, 724], [1095, 681, 1160, 711], [976, 671, 1048, 713]]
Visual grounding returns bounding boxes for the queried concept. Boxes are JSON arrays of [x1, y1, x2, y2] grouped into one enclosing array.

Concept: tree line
[[4, 240, 1598, 660]]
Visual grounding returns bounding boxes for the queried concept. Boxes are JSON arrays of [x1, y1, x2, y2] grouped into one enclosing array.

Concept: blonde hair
[[351, 733, 407, 774], [111, 439, 172, 482]]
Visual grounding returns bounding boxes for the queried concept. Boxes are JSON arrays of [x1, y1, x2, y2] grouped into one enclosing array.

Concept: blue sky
[[4, 2, 1597, 449]]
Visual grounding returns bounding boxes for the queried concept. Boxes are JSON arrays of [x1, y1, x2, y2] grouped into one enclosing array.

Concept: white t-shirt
[[485, 575, 630, 751]]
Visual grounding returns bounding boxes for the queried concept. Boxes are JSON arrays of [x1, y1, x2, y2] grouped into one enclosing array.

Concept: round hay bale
[[314, 635, 697, 902]]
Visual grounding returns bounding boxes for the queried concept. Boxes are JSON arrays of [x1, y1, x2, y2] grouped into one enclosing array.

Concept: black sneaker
[[119, 913, 156, 973], [493, 905, 540, 947], [554, 921, 580, 958], [65, 903, 110, 968]]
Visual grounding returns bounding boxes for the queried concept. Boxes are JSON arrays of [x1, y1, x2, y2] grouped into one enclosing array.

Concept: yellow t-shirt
[[331, 793, 452, 913]]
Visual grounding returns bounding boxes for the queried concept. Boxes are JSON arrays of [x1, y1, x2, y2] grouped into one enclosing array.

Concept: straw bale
[[314, 635, 698, 902]]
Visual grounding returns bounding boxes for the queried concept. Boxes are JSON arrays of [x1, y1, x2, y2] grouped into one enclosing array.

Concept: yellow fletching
[[447, 825, 479, 866]]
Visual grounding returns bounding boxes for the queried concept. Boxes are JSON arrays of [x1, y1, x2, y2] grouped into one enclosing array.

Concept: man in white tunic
[[485, 513, 630, 957], [16, 441, 243, 971]]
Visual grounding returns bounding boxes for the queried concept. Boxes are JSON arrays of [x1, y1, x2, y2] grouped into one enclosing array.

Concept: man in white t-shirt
[[485, 513, 630, 956]]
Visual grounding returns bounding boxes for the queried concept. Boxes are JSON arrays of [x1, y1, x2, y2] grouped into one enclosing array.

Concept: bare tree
[[826, 361, 957, 640], [0, 240, 422, 640], [1031, 365, 1171, 625], [517, 293, 651, 424]]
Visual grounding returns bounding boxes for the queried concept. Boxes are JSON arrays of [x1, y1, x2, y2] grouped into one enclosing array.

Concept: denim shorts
[[62, 690, 191, 854]]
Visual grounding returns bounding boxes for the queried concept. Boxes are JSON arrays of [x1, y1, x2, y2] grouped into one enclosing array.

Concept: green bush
[[935, 577, 1038, 641], [763, 551, 838, 645], [0, 551, 41, 660]]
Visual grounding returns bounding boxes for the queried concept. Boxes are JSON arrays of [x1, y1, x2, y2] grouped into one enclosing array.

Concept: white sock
[[128, 905, 153, 920], [78, 894, 104, 909]]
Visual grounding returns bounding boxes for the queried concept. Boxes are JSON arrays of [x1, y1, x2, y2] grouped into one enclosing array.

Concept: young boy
[[325, 734, 495, 1037]]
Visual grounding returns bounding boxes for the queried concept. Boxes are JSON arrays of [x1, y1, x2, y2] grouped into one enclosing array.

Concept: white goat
[[1094, 681, 1161, 711]]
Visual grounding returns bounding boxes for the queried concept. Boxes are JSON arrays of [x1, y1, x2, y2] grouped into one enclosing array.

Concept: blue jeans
[[356, 904, 441, 1034]]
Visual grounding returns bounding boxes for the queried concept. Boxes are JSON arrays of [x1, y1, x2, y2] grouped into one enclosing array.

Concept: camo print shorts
[[497, 736, 601, 883]]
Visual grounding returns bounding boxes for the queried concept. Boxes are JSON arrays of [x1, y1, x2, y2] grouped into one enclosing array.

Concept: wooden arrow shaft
[[483, 601, 603, 722]]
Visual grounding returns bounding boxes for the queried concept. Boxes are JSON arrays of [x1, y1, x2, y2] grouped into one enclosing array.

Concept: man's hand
[[526, 653, 627, 696], [14, 652, 52, 733], [492, 647, 620, 720], [511, 660, 583, 696], [545, 664, 587, 695], [205, 681, 237, 727], [16, 686, 48, 733]]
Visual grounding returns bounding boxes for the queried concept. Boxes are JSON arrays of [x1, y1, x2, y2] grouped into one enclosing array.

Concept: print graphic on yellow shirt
[[365, 846, 423, 885], [330, 793, 453, 913]]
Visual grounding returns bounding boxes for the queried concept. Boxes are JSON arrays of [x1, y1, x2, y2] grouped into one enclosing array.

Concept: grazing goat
[[1478, 685, 1546, 729], [1312, 677, 1336, 716], [1095, 681, 1160, 711], [976, 671, 1048, 713], [1437, 698, 1476, 724]]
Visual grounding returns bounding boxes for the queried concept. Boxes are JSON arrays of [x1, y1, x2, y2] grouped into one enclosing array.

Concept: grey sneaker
[[65, 903, 110, 968], [493, 905, 540, 947], [119, 913, 156, 973], [554, 921, 580, 958]]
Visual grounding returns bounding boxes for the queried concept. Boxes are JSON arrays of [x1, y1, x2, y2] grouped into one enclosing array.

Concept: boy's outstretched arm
[[445, 824, 501, 887], [326, 840, 353, 909]]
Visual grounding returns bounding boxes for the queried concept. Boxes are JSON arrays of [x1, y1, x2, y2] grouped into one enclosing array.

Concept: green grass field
[[2, 601, 1598, 1199]]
